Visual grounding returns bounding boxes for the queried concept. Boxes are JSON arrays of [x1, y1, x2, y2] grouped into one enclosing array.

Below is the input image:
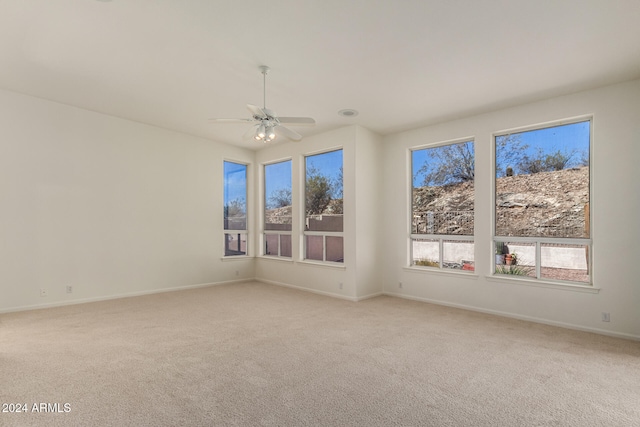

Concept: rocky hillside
[[413, 166, 589, 237]]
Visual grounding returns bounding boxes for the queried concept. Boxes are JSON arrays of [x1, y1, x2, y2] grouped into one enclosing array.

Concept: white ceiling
[[1, 0, 639, 149]]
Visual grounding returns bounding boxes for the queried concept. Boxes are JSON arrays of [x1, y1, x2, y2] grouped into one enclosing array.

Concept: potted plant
[[495, 242, 505, 264]]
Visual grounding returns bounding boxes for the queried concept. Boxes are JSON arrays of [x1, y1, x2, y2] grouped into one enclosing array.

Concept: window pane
[[305, 235, 323, 261], [304, 149, 344, 263], [443, 240, 474, 271], [494, 241, 536, 278], [264, 234, 292, 258], [265, 160, 292, 232], [412, 141, 474, 236], [280, 235, 292, 258], [326, 236, 344, 263], [495, 121, 590, 238], [224, 233, 247, 256], [264, 234, 279, 256], [305, 150, 343, 232], [224, 161, 247, 231], [411, 238, 439, 267], [541, 243, 589, 283], [306, 215, 343, 232]]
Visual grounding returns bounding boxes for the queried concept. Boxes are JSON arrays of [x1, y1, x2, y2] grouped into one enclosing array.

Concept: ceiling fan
[[209, 66, 315, 143]]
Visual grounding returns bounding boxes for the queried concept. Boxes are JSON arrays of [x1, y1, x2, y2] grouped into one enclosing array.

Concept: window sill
[[485, 275, 600, 293], [257, 256, 294, 263], [221, 256, 253, 262], [296, 260, 347, 270], [403, 266, 479, 279]]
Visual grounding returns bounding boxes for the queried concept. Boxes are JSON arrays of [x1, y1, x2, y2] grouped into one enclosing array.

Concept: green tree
[[578, 149, 590, 167], [543, 149, 576, 171], [517, 148, 577, 174], [306, 166, 333, 215], [267, 188, 292, 209], [495, 134, 529, 178], [416, 141, 475, 186], [224, 198, 245, 218], [331, 166, 344, 214]]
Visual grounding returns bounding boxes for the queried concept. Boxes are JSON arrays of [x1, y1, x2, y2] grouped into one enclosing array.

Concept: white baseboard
[[384, 291, 640, 342], [5, 279, 635, 342], [0, 278, 253, 314], [256, 278, 359, 302], [355, 292, 384, 301]]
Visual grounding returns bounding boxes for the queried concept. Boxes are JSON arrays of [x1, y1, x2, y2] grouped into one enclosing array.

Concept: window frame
[[262, 158, 293, 259], [491, 116, 592, 286], [223, 160, 249, 258], [409, 138, 476, 273], [302, 148, 344, 264]]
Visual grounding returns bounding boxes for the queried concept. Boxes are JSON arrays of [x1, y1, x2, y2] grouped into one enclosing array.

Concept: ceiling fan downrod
[[260, 65, 270, 111]]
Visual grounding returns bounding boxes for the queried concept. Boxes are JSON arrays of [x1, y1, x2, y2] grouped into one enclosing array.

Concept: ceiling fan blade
[[208, 118, 254, 123], [247, 104, 267, 119], [277, 117, 316, 125], [275, 125, 302, 141]]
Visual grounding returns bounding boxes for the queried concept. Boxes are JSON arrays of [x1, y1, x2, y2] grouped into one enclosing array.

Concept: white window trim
[[223, 230, 249, 258], [303, 230, 344, 263], [262, 158, 293, 259], [223, 160, 250, 258], [302, 148, 344, 264], [491, 236, 592, 284], [409, 139, 476, 273], [409, 233, 475, 272], [491, 116, 593, 287], [296, 259, 347, 270], [263, 230, 293, 258]]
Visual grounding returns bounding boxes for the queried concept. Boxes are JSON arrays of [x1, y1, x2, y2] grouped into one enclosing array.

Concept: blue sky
[[224, 161, 247, 208], [265, 160, 292, 208], [306, 149, 343, 198], [263, 149, 343, 207], [413, 120, 590, 187], [226, 150, 343, 210], [509, 120, 589, 152]]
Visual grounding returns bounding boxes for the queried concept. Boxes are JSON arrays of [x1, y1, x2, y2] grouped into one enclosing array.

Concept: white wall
[[381, 79, 640, 339], [0, 89, 255, 312], [2, 79, 637, 339], [353, 126, 384, 298]]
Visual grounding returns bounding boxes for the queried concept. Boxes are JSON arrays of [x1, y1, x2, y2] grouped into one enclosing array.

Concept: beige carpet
[[1, 281, 639, 426]]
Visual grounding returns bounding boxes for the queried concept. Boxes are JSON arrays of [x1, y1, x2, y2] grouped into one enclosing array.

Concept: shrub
[[414, 259, 439, 267]]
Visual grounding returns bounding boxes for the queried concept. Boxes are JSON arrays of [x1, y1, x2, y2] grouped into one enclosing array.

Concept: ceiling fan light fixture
[[256, 123, 266, 139], [209, 65, 315, 144], [266, 126, 276, 140]]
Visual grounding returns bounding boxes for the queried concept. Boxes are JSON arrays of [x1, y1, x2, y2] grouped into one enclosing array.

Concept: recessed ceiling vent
[[338, 109, 359, 117]]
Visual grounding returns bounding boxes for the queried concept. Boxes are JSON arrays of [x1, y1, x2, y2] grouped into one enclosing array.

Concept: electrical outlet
[[339, 282, 343, 289], [398, 282, 403, 289], [66, 285, 73, 294], [601, 312, 610, 322], [40, 288, 47, 297], [235, 270, 239, 276]]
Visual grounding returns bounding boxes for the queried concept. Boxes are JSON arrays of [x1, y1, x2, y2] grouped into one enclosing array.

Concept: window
[[223, 161, 247, 256], [411, 140, 475, 271], [494, 119, 591, 284], [304, 149, 343, 263], [264, 160, 292, 257]]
